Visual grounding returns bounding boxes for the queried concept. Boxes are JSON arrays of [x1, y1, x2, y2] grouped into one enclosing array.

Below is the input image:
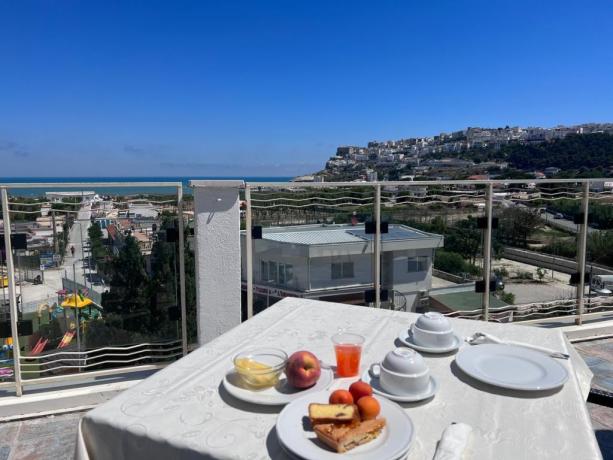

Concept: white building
[[45, 191, 99, 203], [241, 224, 444, 311]]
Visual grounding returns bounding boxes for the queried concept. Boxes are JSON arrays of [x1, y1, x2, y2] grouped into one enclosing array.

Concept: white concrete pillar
[[190, 180, 244, 345]]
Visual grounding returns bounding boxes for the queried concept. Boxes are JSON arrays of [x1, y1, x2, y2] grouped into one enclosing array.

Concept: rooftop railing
[[228, 178, 612, 330], [0, 181, 191, 397], [2, 177, 613, 398]]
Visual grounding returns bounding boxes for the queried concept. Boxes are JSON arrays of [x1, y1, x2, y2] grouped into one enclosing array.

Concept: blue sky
[[1, 0, 612, 177]]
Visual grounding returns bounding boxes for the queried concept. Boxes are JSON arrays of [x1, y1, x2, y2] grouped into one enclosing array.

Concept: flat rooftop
[[430, 291, 509, 311], [259, 224, 442, 246]]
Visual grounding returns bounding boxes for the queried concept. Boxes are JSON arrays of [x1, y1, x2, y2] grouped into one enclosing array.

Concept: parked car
[[492, 275, 505, 291]]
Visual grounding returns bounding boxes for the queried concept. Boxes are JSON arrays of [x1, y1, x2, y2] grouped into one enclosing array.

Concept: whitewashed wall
[[192, 180, 243, 345], [309, 253, 373, 290]]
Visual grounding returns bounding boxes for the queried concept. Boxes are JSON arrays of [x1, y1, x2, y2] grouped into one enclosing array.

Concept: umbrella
[[60, 294, 93, 309]]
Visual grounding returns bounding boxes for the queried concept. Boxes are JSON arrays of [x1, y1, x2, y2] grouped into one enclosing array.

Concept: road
[[61, 204, 93, 290], [500, 199, 597, 235], [14, 202, 108, 313], [540, 211, 598, 235]]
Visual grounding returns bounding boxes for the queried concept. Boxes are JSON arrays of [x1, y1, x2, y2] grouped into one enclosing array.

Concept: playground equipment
[[29, 337, 49, 355], [1, 338, 14, 380], [61, 294, 94, 309], [37, 301, 64, 320], [58, 330, 75, 349]]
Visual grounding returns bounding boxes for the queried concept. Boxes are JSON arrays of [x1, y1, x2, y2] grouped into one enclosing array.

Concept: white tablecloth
[[75, 298, 601, 460]]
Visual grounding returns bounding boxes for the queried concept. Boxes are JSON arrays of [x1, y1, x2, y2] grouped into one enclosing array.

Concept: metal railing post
[[245, 185, 253, 319], [177, 185, 188, 355], [374, 184, 381, 308], [575, 181, 590, 325], [1, 187, 23, 396], [482, 183, 494, 321]]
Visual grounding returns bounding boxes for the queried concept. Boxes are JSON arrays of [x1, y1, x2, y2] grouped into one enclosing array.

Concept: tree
[[434, 250, 480, 276], [101, 236, 150, 334], [499, 291, 515, 304], [88, 223, 107, 271], [445, 217, 482, 264], [588, 231, 613, 266], [497, 207, 540, 247], [146, 235, 178, 337], [145, 214, 197, 342]]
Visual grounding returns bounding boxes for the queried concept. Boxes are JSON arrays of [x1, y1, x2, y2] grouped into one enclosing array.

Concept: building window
[[261, 261, 293, 286], [408, 256, 428, 273], [331, 262, 354, 280], [283, 264, 294, 285], [278, 264, 286, 285], [268, 261, 278, 283], [277, 263, 294, 286]]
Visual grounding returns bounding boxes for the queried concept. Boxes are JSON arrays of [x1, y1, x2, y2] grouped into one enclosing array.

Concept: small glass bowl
[[233, 348, 288, 388]]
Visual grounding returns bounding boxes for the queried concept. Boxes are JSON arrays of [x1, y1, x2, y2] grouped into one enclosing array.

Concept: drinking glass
[[331, 332, 365, 377]]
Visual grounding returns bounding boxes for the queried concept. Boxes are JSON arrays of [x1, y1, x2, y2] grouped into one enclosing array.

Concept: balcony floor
[[575, 337, 613, 393], [0, 411, 83, 460]]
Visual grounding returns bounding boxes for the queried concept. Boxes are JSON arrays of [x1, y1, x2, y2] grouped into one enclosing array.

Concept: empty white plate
[[455, 344, 569, 391], [276, 390, 414, 460], [222, 367, 334, 406]]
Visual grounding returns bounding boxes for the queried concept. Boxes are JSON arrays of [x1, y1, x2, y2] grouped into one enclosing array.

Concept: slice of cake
[[308, 403, 359, 425], [313, 418, 387, 453]]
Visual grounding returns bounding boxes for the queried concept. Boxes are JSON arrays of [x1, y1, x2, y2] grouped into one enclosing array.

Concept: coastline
[[0, 176, 293, 197]]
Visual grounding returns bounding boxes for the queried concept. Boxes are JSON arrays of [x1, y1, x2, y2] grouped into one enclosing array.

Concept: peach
[[286, 351, 321, 389]]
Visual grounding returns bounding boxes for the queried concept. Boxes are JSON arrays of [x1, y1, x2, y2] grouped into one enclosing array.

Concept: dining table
[[75, 297, 601, 460]]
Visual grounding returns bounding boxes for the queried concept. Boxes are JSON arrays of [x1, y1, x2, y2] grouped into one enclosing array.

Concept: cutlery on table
[[465, 332, 570, 360]]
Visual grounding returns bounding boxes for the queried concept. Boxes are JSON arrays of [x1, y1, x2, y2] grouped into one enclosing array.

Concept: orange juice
[[334, 344, 362, 377]]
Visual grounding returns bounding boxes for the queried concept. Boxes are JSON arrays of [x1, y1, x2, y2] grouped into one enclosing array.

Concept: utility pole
[[482, 183, 494, 322], [1, 188, 23, 396], [52, 210, 59, 254], [79, 222, 89, 291], [73, 263, 81, 359]]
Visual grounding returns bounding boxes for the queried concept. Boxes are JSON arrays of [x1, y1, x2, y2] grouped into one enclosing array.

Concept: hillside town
[[300, 123, 613, 182]]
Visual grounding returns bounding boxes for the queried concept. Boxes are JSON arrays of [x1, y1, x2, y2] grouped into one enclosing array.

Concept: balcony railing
[[234, 178, 612, 327], [1, 177, 613, 399], [0, 181, 190, 397]]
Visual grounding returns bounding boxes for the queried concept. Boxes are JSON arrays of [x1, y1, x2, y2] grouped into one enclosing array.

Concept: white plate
[[278, 436, 411, 460], [397, 327, 462, 354], [276, 390, 414, 460], [222, 366, 334, 406], [361, 369, 438, 402], [455, 344, 569, 391]]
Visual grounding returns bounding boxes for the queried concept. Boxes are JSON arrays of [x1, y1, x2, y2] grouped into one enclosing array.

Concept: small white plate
[[276, 390, 414, 460], [361, 369, 438, 402], [397, 327, 462, 354], [455, 343, 569, 391], [222, 366, 334, 406]]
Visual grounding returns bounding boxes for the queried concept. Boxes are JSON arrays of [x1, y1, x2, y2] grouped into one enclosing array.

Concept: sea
[[0, 176, 292, 197]]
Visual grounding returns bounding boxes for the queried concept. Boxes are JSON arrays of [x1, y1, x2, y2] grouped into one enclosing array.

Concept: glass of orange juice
[[332, 332, 365, 377]]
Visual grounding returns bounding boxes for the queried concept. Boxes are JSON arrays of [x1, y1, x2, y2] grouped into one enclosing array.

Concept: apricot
[[329, 389, 354, 405], [349, 380, 372, 402], [356, 396, 381, 420]]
